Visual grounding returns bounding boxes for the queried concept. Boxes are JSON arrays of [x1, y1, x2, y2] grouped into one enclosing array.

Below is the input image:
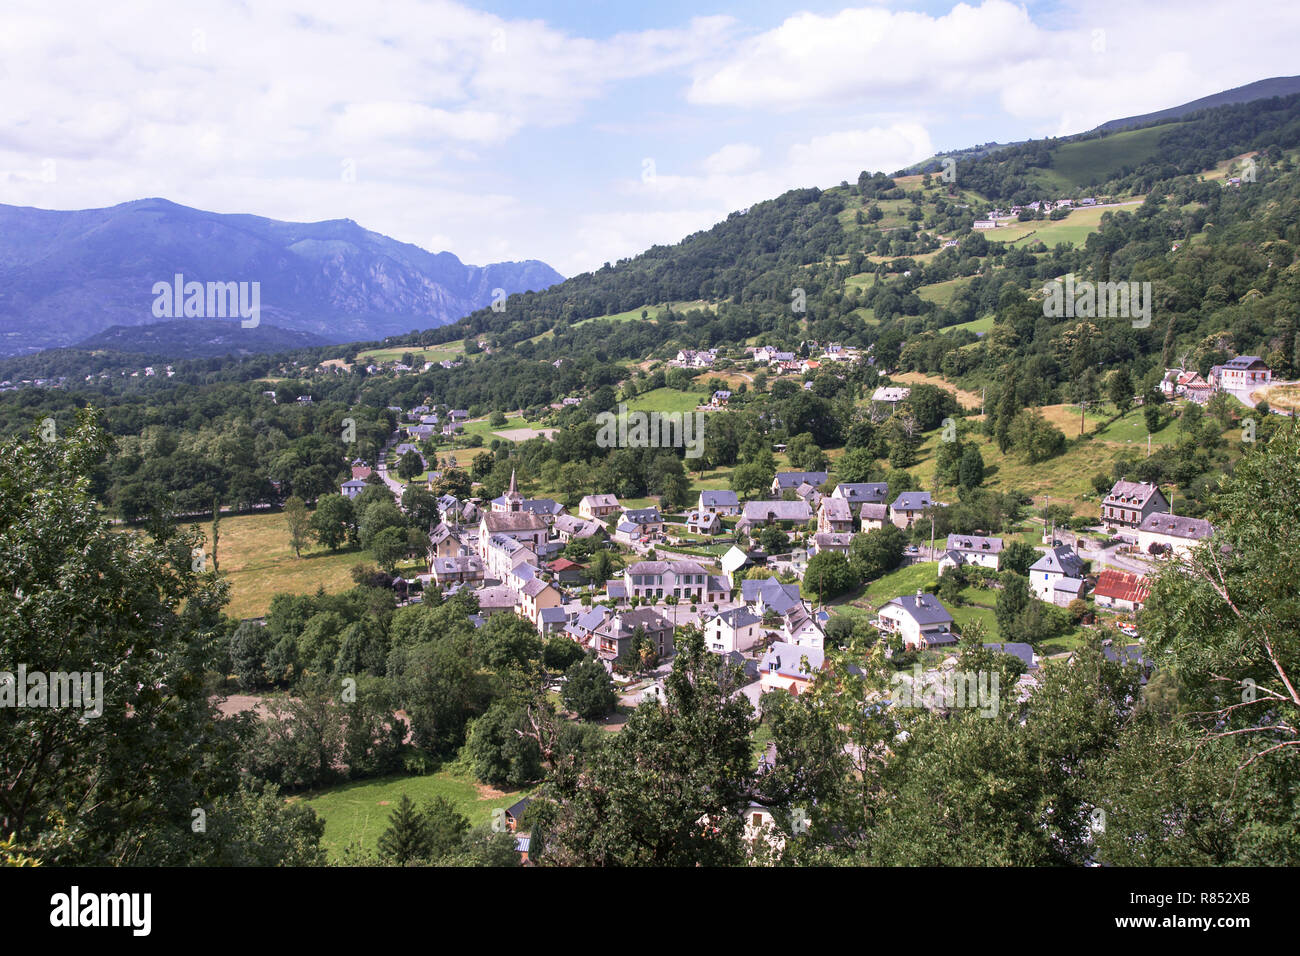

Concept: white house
[[940, 534, 1004, 570], [703, 607, 763, 654], [1136, 513, 1213, 559], [1027, 545, 1086, 605], [698, 489, 741, 516], [875, 591, 956, 649]]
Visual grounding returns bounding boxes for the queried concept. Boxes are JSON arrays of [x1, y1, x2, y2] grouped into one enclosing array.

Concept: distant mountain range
[[899, 74, 1300, 176], [0, 198, 563, 357]]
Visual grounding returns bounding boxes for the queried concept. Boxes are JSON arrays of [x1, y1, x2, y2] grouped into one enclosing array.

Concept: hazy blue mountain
[[0, 198, 563, 356]]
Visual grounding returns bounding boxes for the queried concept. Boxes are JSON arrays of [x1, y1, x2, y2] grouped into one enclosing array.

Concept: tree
[[230, 619, 273, 689], [730, 462, 773, 498], [311, 493, 355, 550], [377, 795, 433, 864], [938, 565, 966, 605], [1142, 420, 1300, 763], [358, 499, 404, 550], [999, 540, 1039, 576], [397, 449, 424, 481], [424, 796, 472, 861], [211, 496, 221, 572], [490, 410, 508, 427], [1108, 367, 1135, 414], [0, 411, 322, 865], [1007, 409, 1066, 463], [849, 524, 906, 581], [803, 550, 857, 602], [284, 495, 312, 557], [562, 655, 617, 719], [371, 525, 406, 574], [957, 444, 985, 489], [758, 524, 789, 554], [540, 630, 756, 866], [402, 484, 440, 531], [431, 468, 472, 500], [466, 702, 544, 788], [544, 634, 585, 671], [1144, 402, 1163, 433], [995, 571, 1032, 637]]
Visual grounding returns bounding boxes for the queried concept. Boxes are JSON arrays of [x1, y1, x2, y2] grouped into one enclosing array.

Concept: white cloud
[[1, 0, 1299, 278], [702, 143, 762, 175]]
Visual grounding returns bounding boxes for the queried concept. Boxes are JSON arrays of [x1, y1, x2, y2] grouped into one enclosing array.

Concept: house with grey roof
[[1136, 512, 1214, 559], [1028, 545, 1087, 605], [578, 494, 620, 520], [703, 606, 763, 654], [876, 591, 956, 649], [629, 560, 730, 605], [817, 496, 854, 534], [553, 514, 605, 542], [771, 471, 830, 495], [740, 499, 812, 528], [593, 608, 675, 671], [698, 489, 741, 515], [810, 532, 854, 556], [430, 554, 484, 587], [760, 641, 824, 694], [889, 491, 933, 529], [859, 502, 890, 532], [984, 642, 1038, 672], [685, 509, 723, 535], [940, 533, 1004, 571], [831, 482, 889, 512]]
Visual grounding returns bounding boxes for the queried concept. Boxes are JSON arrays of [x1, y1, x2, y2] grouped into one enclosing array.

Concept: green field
[[299, 766, 530, 859], [357, 342, 467, 364], [184, 510, 423, 619], [571, 300, 717, 329], [917, 276, 974, 307], [622, 387, 709, 414], [1032, 124, 1179, 191], [940, 314, 994, 335]]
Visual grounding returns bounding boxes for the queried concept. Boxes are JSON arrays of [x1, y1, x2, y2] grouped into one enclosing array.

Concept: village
[[324, 348, 1277, 728]]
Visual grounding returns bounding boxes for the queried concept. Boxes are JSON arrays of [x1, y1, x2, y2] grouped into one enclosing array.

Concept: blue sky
[[1, 0, 1297, 276]]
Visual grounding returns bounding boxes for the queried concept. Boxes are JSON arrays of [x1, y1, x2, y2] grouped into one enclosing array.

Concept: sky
[[1, 0, 1297, 277]]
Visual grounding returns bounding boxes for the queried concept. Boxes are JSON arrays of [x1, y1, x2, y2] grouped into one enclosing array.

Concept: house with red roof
[[1093, 569, 1151, 612]]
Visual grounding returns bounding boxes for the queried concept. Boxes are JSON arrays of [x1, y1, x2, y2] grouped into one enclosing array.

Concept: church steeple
[[506, 468, 522, 511]]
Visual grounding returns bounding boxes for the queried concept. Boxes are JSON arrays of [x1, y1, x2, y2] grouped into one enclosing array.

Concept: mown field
[[1027, 123, 1178, 192], [298, 765, 530, 860], [184, 509, 424, 619], [357, 341, 468, 364]]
